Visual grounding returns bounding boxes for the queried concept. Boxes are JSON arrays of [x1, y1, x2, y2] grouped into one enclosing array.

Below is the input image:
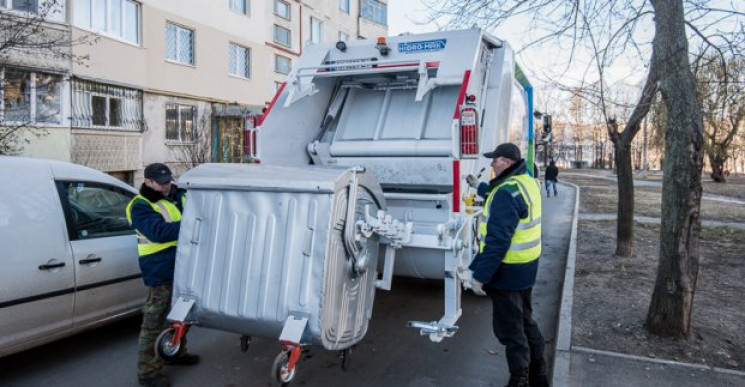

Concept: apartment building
[[1, 0, 388, 184]]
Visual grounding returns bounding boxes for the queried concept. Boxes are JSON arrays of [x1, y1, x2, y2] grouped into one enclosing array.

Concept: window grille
[[229, 43, 250, 79], [166, 103, 196, 142], [71, 79, 143, 131], [166, 23, 195, 65]]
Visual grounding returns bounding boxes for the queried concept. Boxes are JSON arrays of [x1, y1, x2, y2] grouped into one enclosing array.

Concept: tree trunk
[[613, 138, 635, 257], [646, 0, 704, 339], [709, 153, 726, 182]]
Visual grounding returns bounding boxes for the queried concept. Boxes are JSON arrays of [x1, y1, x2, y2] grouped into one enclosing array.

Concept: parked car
[[0, 156, 146, 357]]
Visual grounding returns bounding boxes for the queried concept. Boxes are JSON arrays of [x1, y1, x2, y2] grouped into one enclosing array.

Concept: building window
[[361, 0, 386, 26], [166, 22, 195, 66], [1, 68, 62, 124], [74, 0, 141, 45], [339, 0, 349, 14], [0, 0, 38, 14], [229, 43, 250, 79], [229, 0, 249, 16], [71, 79, 143, 131], [90, 94, 122, 127], [275, 55, 291, 75], [274, 25, 291, 47], [310, 17, 323, 44], [166, 103, 196, 142], [274, 0, 290, 19], [339, 31, 349, 41]]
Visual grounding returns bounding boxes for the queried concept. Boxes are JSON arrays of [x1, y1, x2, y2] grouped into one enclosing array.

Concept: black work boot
[[165, 353, 200, 366], [530, 360, 550, 387], [505, 374, 529, 387], [138, 374, 170, 387]]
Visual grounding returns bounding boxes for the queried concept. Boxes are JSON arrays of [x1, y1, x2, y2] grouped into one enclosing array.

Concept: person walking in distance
[[465, 143, 549, 387], [545, 160, 559, 197], [126, 163, 199, 387]]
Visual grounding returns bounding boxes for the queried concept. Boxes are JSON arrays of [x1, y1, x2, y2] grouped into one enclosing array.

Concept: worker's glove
[[471, 279, 487, 296], [466, 174, 479, 189]]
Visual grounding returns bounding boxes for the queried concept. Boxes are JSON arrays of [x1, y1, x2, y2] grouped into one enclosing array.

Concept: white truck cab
[[0, 156, 145, 357]]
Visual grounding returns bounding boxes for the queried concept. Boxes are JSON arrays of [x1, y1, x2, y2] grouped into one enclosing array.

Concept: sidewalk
[[562, 172, 745, 205], [551, 182, 745, 387]]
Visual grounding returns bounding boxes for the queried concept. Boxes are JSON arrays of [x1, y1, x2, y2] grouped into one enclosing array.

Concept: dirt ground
[[561, 171, 745, 372], [568, 177, 745, 223]]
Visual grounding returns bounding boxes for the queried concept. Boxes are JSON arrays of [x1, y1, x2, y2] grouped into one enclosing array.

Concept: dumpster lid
[[178, 164, 375, 195]]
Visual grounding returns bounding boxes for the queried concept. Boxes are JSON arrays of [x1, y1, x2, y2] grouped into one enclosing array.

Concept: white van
[[0, 156, 146, 357]]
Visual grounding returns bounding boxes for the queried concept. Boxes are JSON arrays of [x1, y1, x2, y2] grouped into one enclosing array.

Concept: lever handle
[[79, 256, 102, 264], [38, 262, 66, 270]]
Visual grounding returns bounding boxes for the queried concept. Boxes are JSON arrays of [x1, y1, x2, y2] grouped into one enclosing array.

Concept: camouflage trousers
[[137, 283, 187, 379]]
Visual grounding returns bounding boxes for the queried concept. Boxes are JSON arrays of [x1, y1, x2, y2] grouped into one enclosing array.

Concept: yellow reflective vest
[[125, 195, 182, 257], [479, 174, 542, 264]]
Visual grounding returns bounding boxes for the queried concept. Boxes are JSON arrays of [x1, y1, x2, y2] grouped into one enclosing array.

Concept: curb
[[573, 346, 745, 377], [551, 182, 580, 386]]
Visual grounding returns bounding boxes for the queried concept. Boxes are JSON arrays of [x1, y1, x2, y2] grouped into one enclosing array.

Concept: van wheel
[[155, 327, 182, 361]]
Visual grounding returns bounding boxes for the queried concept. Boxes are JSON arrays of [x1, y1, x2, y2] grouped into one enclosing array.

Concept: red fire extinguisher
[[460, 101, 479, 156]]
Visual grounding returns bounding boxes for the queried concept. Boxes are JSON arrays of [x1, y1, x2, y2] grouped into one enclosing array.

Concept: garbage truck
[[162, 28, 536, 385]]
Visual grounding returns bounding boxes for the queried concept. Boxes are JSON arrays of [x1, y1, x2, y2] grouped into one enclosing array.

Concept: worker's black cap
[[144, 163, 173, 184], [483, 143, 521, 161]]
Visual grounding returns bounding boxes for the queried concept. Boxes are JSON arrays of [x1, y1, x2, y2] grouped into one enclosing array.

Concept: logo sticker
[[398, 39, 447, 54]]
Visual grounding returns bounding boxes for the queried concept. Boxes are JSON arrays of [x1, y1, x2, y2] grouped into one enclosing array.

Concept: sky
[[386, 1, 651, 113], [387, 1, 744, 117]]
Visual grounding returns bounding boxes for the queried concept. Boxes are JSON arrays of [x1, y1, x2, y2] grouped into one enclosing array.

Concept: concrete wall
[[15, 126, 72, 161], [140, 93, 212, 184]]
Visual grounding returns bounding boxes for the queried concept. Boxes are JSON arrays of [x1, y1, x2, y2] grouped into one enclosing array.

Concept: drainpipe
[[357, 0, 361, 38]]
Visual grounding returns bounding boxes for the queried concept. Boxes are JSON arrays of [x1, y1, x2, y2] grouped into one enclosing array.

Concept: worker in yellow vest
[[465, 143, 549, 387], [126, 163, 198, 387]]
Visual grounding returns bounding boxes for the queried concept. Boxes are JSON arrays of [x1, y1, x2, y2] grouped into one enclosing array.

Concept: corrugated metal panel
[[173, 164, 383, 349]]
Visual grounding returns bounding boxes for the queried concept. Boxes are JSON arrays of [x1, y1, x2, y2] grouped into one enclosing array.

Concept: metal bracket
[[375, 245, 397, 291], [360, 206, 413, 249], [279, 315, 308, 345], [406, 320, 459, 342], [167, 297, 195, 322], [415, 61, 436, 101], [284, 78, 318, 107]]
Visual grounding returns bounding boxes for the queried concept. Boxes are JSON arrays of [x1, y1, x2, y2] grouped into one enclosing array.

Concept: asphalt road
[[0, 186, 574, 387]]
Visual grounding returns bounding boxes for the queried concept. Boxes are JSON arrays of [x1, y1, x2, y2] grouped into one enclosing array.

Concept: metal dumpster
[[159, 163, 410, 385], [173, 163, 385, 344]]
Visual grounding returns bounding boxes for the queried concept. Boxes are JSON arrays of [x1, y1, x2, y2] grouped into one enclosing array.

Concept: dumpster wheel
[[240, 335, 252, 352], [339, 347, 352, 371], [155, 327, 183, 361], [272, 350, 295, 386]]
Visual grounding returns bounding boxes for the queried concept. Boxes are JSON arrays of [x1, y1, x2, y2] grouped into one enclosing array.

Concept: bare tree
[[170, 112, 213, 172], [425, 0, 742, 337], [646, 0, 705, 339], [693, 53, 745, 182], [0, 0, 95, 154]]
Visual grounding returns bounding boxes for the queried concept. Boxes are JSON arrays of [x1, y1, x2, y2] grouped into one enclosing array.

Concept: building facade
[[1, 0, 388, 184]]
